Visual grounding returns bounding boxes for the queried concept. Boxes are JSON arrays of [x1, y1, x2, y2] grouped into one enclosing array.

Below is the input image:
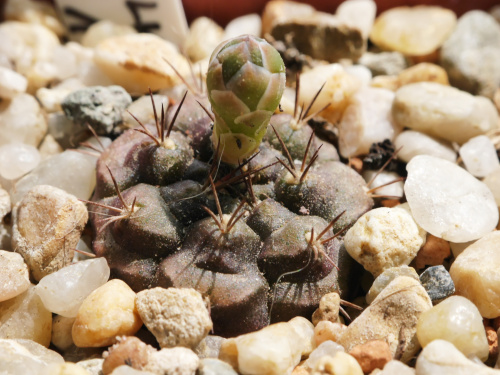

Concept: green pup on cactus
[[206, 35, 286, 164]]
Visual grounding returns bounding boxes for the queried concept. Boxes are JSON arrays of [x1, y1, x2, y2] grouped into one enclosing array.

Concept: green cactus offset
[[206, 35, 286, 165]]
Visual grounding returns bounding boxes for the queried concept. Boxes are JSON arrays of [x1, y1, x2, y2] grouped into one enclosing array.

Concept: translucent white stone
[[224, 14, 262, 40], [0, 143, 40, 180], [394, 130, 457, 163], [303, 340, 345, 370], [0, 250, 30, 302], [336, 0, 376, 39], [35, 258, 110, 318], [459, 135, 500, 178], [484, 167, 500, 206], [0, 66, 27, 99], [81, 20, 137, 48], [363, 170, 404, 198], [344, 65, 372, 87], [338, 87, 400, 158], [417, 296, 489, 361], [11, 150, 96, 205], [51, 45, 78, 81], [405, 155, 499, 242]]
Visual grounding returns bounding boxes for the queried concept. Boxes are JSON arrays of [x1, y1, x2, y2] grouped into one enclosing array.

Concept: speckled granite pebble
[[419, 265, 455, 303]]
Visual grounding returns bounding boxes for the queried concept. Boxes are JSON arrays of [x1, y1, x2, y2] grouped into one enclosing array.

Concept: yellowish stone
[[398, 63, 449, 86], [72, 279, 143, 347], [311, 352, 363, 375], [43, 362, 92, 375], [370, 6, 456, 56]]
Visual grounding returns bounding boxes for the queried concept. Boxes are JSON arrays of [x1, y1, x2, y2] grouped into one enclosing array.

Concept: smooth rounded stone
[[345, 205, 426, 277], [122, 94, 169, 129], [363, 170, 404, 198], [392, 82, 499, 145], [339, 276, 432, 363], [0, 250, 30, 302], [416, 339, 500, 375], [136, 287, 212, 349], [61, 85, 132, 135], [441, 11, 500, 99], [314, 322, 347, 346], [297, 63, 361, 124], [184, 17, 223, 63], [36, 258, 110, 317], [419, 266, 455, 303], [370, 6, 456, 56], [94, 33, 191, 94], [12, 185, 88, 281], [143, 347, 199, 375], [405, 155, 499, 242], [338, 87, 399, 158], [0, 285, 52, 347], [0, 66, 27, 99], [0, 338, 64, 375], [395, 130, 456, 164], [336, 0, 376, 40], [417, 295, 488, 360], [81, 20, 137, 48], [223, 14, 262, 40], [303, 340, 345, 370], [366, 266, 419, 305], [348, 340, 392, 374], [450, 231, 500, 318], [312, 292, 341, 326], [76, 358, 105, 375], [0, 142, 40, 180], [310, 351, 363, 375], [0, 93, 47, 147], [4, 0, 65, 37], [398, 63, 449, 86], [102, 336, 155, 375], [72, 279, 143, 347], [484, 167, 500, 206], [379, 360, 415, 375], [51, 315, 75, 351], [370, 75, 400, 91], [11, 150, 97, 205], [38, 134, 63, 160], [358, 51, 408, 76], [195, 335, 226, 359], [36, 78, 87, 113], [198, 358, 238, 375], [344, 65, 372, 87], [413, 234, 451, 270], [42, 362, 92, 375], [460, 135, 500, 178], [219, 317, 314, 375]]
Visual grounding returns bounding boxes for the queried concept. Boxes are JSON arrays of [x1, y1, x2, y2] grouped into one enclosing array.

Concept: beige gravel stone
[[184, 17, 224, 62], [143, 347, 199, 375], [51, 315, 75, 351], [398, 63, 449, 86], [12, 185, 88, 281], [314, 321, 347, 346], [0, 250, 30, 302], [136, 287, 212, 349], [311, 352, 363, 375], [81, 20, 137, 49], [72, 279, 143, 348], [102, 336, 155, 375], [312, 292, 341, 326]]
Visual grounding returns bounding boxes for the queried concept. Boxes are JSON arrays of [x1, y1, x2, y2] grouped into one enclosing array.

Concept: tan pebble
[[348, 340, 392, 374], [72, 279, 143, 348], [398, 63, 449, 86], [81, 20, 137, 48], [370, 6, 456, 56], [312, 292, 341, 326], [143, 347, 199, 375], [261, 0, 315, 35], [4, 0, 66, 37], [12, 185, 88, 281], [102, 336, 155, 375], [44, 362, 91, 375], [184, 17, 223, 62], [486, 326, 499, 360], [0, 284, 52, 346], [370, 75, 400, 91], [413, 234, 450, 270], [51, 315, 75, 351], [38, 134, 63, 160], [94, 33, 191, 95], [314, 321, 347, 346], [312, 351, 363, 375], [292, 364, 309, 375], [0, 250, 30, 302]]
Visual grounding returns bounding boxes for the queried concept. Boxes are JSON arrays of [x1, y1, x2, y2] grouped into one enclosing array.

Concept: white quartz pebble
[[394, 130, 456, 163], [303, 340, 344, 370], [11, 150, 97, 205], [338, 87, 400, 158], [415, 340, 500, 375], [405, 155, 498, 242], [363, 170, 404, 198], [417, 296, 489, 361], [459, 135, 500, 178], [224, 14, 262, 40], [0, 143, 40, 180], [0, 250, 30, 302], [0, 66, 27, 99], [35, 258, 110, 318], [336, 0, 376, 39], [484, 167, 500, 206]]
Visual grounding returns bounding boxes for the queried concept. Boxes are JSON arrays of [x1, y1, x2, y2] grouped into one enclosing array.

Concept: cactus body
[[207, 35, 286, 164]]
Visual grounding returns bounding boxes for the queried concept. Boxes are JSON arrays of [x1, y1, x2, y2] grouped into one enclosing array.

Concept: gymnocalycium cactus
[[206, 35, 286, 164]]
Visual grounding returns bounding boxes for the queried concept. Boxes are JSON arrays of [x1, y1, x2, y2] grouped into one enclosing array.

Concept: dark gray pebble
[[420, 265, 455, 303]]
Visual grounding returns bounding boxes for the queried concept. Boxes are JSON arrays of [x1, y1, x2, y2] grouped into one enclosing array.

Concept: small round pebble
[[419, 265, 455, 302], [312, 292, 341, 326], [405, 155, 499, 242], [459, 135, 500, 178], [413, 234, 451, 270], [51, 315, 75, 351], [198, 358, 238, 375], [348, 340, 392, 374], [394, 130, 456, 164], [314, 321, 347, 346], [142, 347, 199, 375], [304, 340, 345, 370], [365, 265, 419, 304], [135, 287, 212, 349], [311, 351, 363, 375], [398, 62, 449, 86], [72, 279, 143, 348], [417, 295, 489, 361], [0, 250, 30, 302], [102, 336, 154, 375], [483, 167, 500, 206]]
